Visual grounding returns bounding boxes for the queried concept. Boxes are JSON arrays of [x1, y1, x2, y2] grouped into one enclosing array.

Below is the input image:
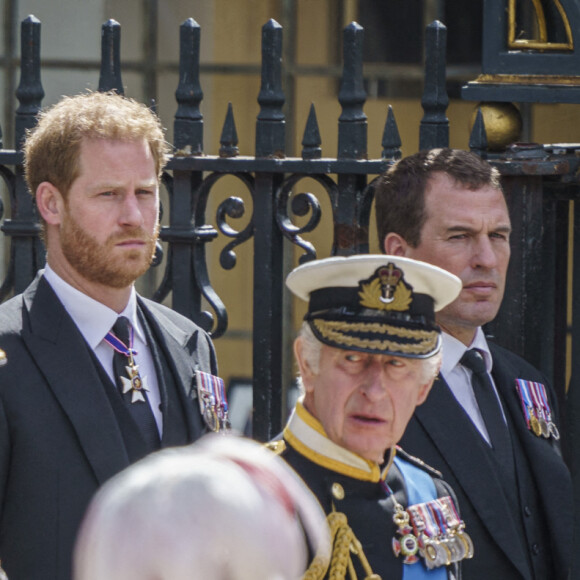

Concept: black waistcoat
[[91, 307, 192, 463]]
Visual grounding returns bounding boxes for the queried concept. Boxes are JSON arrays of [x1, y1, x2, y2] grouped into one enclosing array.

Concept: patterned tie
[[460, 349, 514, 473], [111, 317, 160, 452]]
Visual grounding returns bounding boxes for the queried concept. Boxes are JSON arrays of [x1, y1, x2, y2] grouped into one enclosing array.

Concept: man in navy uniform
[[274, 254, 470, 579], [375, 148, 572, 580]]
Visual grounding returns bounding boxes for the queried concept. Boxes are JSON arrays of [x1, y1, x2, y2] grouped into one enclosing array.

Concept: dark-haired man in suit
[[0, 92, 219, 580], [374, 148, 572, 580]]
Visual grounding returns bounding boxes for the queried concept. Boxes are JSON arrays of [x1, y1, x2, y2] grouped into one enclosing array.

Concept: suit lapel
[[138, 299, 205, 443], [414, 376, 530, 577], [22, 276, 130, 484]]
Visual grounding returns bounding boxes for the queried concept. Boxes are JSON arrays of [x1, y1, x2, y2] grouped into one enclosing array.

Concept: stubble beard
[[60, 216, 159, 289]]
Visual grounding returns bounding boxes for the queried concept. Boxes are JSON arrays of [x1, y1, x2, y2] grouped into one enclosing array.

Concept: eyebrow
[[445, 224, 512, 234], [91, 180, 159, 191]]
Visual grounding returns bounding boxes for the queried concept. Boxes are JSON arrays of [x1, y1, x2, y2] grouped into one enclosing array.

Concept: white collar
[[43, 264, 146, 349], [441, 327, 493, 376]]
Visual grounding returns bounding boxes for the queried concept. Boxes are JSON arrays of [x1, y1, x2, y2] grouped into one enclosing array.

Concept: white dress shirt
[[43, 265, 163, 434], [440, 328, 507, 445]]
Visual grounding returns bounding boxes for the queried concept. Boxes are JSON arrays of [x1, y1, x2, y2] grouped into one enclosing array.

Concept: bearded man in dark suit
[[374, 148, 572, 580], [0, 92, 219, 580]]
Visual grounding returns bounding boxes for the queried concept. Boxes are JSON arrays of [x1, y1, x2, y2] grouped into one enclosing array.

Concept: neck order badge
[[104, 318, 151, 403]]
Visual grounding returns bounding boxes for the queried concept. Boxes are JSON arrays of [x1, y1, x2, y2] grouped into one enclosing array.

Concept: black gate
[[1, 13, 579, 455]]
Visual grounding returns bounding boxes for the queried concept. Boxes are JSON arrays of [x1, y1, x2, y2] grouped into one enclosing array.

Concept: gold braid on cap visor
[[312, 319, 439, 355]]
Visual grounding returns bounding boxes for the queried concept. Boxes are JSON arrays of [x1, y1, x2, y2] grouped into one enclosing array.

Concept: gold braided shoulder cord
[[303, 511, 381, 580]]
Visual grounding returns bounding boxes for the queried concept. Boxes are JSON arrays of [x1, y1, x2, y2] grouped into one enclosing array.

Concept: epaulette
[[264, 439, 286, 455], [395, 445, 442, 479]]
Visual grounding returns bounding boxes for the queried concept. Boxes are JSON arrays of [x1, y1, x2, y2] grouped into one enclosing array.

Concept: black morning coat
[[0, 274, 218, 580], [400, 341, 573, 580]]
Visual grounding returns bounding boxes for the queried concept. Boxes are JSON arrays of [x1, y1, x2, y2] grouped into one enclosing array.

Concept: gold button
[[331, 482, 345, 500], [0, 349, 6, 367]]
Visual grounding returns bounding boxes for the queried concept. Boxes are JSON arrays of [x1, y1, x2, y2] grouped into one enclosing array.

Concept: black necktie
[[112, 317, 160, 452], [460, 349, 514, 473]]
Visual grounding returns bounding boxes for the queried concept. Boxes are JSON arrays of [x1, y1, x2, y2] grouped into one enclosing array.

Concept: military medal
[[385, 473, 472, 569], [391, 502, 420, 564], [535, 381, 560, 440], [455, 522, 475, 559], [432, 503, 463, 563], [196, 370, 230, 432], [530, 413, 542, 437], [407, 502, 449, 568], [405, 496, 473, 569], [529, 382, 550, 437], [436, 496, 474, 560], [383, 480, 420, 564], [424, 538, 451, 568], [104, 327, 151, 403], [515, 379, 541, 436], [515, 379, 559, 439]]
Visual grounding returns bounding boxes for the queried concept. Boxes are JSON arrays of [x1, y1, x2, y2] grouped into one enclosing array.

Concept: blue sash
[[393, 456, 447, 580]]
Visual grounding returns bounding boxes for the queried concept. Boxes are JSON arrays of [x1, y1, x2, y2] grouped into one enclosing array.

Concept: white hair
[[297, 322, 323, 375], [296, 321, 441, 384], [73, 434, 329, 580]]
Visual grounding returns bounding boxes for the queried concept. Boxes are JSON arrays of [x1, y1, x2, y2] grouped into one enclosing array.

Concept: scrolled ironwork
[[153, 170, 223, 335], [191, 244, 225, 338], [192, 171, 255, 337], [217, 196, 248, 270], [193, 172, 255, 273], [276, 173, 337, 264]]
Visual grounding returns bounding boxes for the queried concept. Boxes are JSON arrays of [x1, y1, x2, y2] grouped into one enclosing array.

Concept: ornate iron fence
[[1, 15, 579, 450]]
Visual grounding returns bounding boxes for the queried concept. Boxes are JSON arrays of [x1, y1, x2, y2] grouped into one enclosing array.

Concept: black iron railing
[[1, 15, 579, 448]]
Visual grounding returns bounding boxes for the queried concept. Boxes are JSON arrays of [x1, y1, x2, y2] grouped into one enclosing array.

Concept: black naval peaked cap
[[286, 255, 462, 359]]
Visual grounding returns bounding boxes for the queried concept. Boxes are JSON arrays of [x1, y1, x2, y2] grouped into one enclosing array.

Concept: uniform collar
[[284, 401, 389, 482]]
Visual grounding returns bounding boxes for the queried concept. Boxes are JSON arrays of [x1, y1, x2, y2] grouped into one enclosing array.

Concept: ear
[[416, 378, 435, 406], [36, 182, 65, 226], [383, 232, 409, 256], [293, 337, 315, 393], [416, 353, 441, 405]]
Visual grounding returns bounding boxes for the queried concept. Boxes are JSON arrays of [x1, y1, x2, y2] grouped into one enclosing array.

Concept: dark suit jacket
[[0, 274, 218, 580], [399, 341, 573, 580]]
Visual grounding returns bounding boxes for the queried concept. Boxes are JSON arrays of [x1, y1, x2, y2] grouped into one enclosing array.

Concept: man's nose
[[472, 235, 498, 269], [119, 193, 144, 227], [359, 362, 389, 401]]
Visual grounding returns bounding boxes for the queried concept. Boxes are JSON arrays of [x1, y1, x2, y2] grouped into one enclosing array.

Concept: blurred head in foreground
[[74, 434, 329, 580]]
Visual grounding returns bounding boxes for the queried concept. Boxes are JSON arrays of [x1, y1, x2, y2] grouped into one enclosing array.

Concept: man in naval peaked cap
[[271, 254, 471, 580]]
